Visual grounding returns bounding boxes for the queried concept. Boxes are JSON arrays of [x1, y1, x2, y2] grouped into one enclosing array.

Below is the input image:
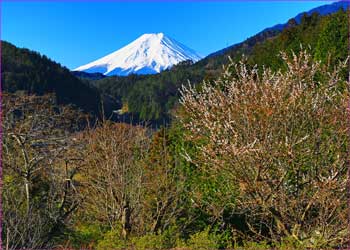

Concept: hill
[[92, 8, 348, 123], [1, 41, 103, 116]]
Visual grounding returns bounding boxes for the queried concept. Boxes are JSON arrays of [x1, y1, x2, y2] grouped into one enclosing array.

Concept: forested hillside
[[1, 41, 103, 115], [92, 9, 348, 122], [248, 10, 348, 72]]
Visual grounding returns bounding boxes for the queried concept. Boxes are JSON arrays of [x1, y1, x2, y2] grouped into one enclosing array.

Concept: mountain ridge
[[1, 40, 104, 116], [208, 0, 349, 58]]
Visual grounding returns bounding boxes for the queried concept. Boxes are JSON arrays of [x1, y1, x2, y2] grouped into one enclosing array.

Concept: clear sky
[[2, 1, 332, 70]]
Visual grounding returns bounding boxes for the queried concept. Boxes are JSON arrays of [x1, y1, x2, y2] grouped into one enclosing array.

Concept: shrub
[[186, 227, 220, 250], [132, 233, 164, 250], [68, 224, 104, 248], [96, 229, 128, 250]]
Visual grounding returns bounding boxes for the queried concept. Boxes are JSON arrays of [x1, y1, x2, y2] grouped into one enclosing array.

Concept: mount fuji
[[74, 33, 202, 76]]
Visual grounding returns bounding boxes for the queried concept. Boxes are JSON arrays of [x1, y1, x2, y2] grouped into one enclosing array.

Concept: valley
[[1, 1, 349, 249]]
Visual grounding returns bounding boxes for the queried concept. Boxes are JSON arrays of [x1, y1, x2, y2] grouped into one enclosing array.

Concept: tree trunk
[[6, 228, 9, 250], [121, 199, 131, 239], [25, 179, 30, 214]]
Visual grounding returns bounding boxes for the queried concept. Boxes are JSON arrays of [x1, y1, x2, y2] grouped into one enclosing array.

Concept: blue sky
[[2, 1, 332, 70]]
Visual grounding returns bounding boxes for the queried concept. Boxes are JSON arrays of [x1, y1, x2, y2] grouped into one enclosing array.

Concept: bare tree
[[2, 93, 86, 249], [80, 121, 149, 239]]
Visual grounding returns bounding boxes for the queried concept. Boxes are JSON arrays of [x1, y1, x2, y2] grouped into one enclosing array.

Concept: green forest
[[1, 41, 102, 115], [2, 8, 349, 250]]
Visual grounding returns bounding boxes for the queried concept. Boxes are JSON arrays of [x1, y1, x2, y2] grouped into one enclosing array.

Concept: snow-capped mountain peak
[[74, 33, 202, 76]]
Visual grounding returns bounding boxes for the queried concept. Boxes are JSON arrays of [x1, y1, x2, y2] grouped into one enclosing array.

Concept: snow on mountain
[[74, 33, 202, 76]]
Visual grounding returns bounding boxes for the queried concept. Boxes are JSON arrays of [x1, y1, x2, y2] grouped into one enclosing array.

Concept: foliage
[[96, 229, 129, 250], [132, 233, 165, 250], [186, 227, 220, 250], [315, 9, 348, 65], [67, 224, 104, 249]]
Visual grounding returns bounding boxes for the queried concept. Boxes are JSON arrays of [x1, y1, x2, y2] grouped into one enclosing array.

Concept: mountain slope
[[1, 41, 102, 115], [209, 0, 349, 58], [92, 8, 348, 123], [293, 0, 349, 23], [74, 33, 202, 76]]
